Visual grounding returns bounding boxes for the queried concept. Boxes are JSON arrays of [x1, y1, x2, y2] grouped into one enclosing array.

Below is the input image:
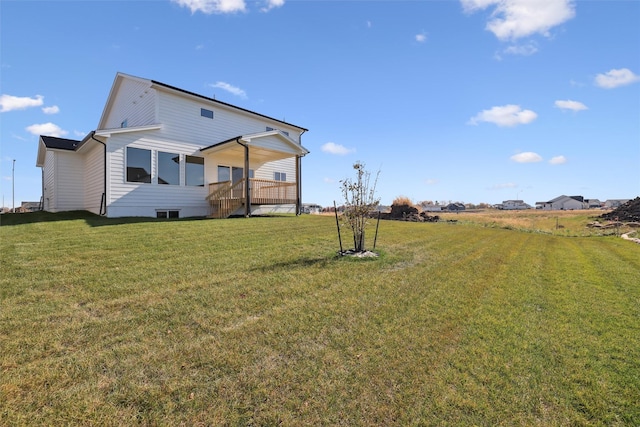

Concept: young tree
[[339, 161, 380, 252]]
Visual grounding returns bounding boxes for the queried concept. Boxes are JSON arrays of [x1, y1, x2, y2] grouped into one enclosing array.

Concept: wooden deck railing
[[207, 179, 297, 218], [250, 179, 297, 205]]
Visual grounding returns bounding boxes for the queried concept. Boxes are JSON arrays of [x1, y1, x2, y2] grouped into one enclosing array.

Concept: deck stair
[[206, 180, 243, 219]]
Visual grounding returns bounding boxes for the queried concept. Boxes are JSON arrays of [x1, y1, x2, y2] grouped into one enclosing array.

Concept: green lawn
[[1, 212, 639, 426]]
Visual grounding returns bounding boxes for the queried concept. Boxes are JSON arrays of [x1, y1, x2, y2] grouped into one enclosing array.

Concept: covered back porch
[[201, 130, 309, 218]]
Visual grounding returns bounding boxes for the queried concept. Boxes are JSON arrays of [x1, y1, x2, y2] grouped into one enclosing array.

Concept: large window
[[126, 147, 151, 183], [218, 165, 254, 183], [158, 152, 180, 185], [186, 156, 204, 187]]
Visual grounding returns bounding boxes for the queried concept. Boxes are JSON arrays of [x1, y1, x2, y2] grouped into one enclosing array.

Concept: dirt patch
[[377, 204, 440, 222], [600, 197, 640, 222]]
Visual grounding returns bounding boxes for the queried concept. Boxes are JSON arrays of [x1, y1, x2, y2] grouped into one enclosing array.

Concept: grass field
[[1, 211, 639, 426], [437, 208, 637, 237]]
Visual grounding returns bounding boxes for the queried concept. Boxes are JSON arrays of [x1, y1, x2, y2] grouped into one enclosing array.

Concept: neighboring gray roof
[[40, 135, 82, 151]]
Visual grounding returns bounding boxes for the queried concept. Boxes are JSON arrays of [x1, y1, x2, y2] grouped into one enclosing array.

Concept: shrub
[[392, 196, 413, 207], [340, 162, 380, 252]]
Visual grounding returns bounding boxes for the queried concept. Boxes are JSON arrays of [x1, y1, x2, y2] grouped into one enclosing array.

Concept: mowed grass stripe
[[1, 213, 639, 425]]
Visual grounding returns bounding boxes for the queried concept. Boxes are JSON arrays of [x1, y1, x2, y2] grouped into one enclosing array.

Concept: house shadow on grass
[[0, 210, 209, 227], [1, 210, 301, 227]]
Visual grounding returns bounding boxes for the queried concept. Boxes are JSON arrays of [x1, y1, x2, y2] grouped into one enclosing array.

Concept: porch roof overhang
[[200, 130, 310, 163]]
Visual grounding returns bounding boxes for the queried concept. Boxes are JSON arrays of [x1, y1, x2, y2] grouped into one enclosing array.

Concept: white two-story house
[[36, 73, 309, 218]]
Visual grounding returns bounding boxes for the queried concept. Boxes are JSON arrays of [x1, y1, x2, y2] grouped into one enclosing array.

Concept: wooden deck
[[206, 179, 297, 218]]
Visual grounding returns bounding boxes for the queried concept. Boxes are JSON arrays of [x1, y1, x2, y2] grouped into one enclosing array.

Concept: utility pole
[[12, 159, 16, 212]]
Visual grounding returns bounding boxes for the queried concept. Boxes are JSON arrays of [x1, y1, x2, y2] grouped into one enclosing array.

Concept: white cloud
[[74, 130, 88, 137], [172, 0, 245, 14], [0, 94, 44, 112], [502, 41, 538, 56], [210, 81, 247, 99], [323, 177, 336, 184], [468, 104, 537, 127], [261, 0, 284, 12], [461, 0, 575, 41], [25, 122, 68, 138], [425, 178, 438, 185], [594, 68, 640, 89], [42, 105, 60, 114], [321, 142, 355, 156], [415, 32, 427, 43], [554, 99, 587, 112], [489, 182, 517, 190], [549, 155, 567, 165], [511, 152, 542, 163]]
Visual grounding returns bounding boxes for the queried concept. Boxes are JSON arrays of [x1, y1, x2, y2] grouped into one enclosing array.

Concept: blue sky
[[1, 0, 639, 209]]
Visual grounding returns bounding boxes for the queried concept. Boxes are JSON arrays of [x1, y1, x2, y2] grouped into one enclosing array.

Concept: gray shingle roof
[[40, 136, 82, 151]]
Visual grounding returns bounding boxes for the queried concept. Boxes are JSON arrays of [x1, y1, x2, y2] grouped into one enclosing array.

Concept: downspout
[[235, 138, 251, 217], [90, 132, 107, 216]]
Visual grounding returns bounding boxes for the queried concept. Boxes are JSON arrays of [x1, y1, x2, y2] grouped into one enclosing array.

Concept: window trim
[[156, 209, 180, 219], [126, 147, 152, 184], [185, 155, 205, 187], [157, 151, 181, 186]]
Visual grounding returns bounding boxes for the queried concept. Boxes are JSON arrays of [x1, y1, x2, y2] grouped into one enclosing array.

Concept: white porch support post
[[296, 155, 301, 215], [244, 143, 250, 217], [234, 137, 251, 218]]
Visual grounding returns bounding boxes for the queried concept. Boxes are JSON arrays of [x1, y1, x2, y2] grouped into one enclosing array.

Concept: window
[[157, 210, 179, 219], [158, 152, 180, 185], [274, 172, 286, 182], [126, 147, 151, 183], [121, 119, 128, 128], [218, 165, 230, 182], [201, 108, 214, 119], [186, 156, 204, 186], [218, 165, 253, 183]]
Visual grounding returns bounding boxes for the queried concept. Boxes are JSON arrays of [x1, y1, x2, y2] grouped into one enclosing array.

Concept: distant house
[[445, 202, 465, 212], [300, 203, 322, 214], [500, 200, 530, 210], [36, 72, 309, 218], [604, 199, 630, 209], [585, 199, 602, 209], [422, 204, 443, 212], [538, 195, 586, 211], [19, 202, 41, 212]]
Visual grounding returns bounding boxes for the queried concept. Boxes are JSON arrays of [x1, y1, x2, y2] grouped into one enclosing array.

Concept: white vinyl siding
[[42, 151, 56, 212], [251, 134, 300, 156], [55, 152, 85, 211], [103, 78, 156, 130], [83, 143, 104, 215], [106, 133, 208, 218], [255, 158, 296, 181], [155, 90, 303, 147]]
